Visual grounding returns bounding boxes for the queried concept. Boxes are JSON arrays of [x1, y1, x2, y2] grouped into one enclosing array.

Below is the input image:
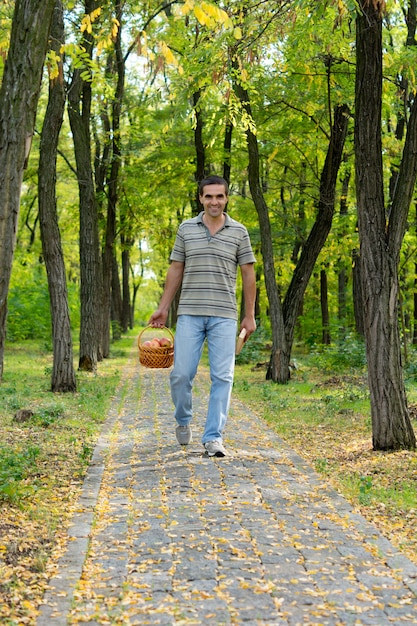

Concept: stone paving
[[37, 356, 417, 625]]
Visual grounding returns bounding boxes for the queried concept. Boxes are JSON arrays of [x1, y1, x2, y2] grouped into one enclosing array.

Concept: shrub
[[308, 333, 367, 373], [0, 444, 40, 502]]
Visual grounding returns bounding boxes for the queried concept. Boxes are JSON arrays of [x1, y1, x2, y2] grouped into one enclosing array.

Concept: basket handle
[[138, 325, 174, 345]]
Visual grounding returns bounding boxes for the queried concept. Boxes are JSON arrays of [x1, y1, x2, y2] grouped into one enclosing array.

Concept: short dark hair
[[198, 175, 229, 196]]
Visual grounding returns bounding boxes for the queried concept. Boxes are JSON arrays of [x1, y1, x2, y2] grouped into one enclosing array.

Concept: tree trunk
[[121, 236, 132, 331], [38, 0, 76, 392], [320, 269, 331, 345], [111, 253, 123, 339], [291, 161, 307, 265], [223, 118, 233, 186], [352, 249, 364, 336], [337, 166, 350, 337], [338, 268, 347, 334], [233, 62, 349, 382], [413, 269, 417, 345], [232, 70, 286, 380], [101, 0, 125, 355], [280, 104, 350, 377], [414, 203, 417, 345], [405, 0, 417, 46], [67, 0, 103, 372], [193, 89, 207, 214], [0, 0, 55, 381], [355, 0, 416, 450]]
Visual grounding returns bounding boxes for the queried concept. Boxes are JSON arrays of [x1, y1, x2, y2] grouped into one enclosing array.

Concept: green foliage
[[404, 349, 417, 382], [0, 444, 40, 502], [4, 0, 417, 376], [7, 268, 51, 341], [358, 475, 373, 505], [0, 383, 21, 412], [315, 457, 329, 475], [32, 404, 66, 428], [0, 0, 13, 82], [308, 334, 367, 373], [7, 258, 80, 342]]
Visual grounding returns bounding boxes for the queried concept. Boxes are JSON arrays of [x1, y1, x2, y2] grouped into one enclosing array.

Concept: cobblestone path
[[37, 357, 417, 625]]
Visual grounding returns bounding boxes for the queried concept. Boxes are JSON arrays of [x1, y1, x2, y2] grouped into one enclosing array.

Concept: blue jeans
[[170, 315, 237, 444]]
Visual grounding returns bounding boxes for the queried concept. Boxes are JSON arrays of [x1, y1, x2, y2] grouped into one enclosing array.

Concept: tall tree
[[67, 0, 103, 372], [98, 0, 125, 356], [234, 51, 349, 381], [355, 0, 416, 450], [0, 0, 55, 381], [38, 0, 76, 392]]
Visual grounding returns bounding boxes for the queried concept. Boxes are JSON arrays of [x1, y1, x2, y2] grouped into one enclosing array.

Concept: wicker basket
[[138, 326, 174, 369]]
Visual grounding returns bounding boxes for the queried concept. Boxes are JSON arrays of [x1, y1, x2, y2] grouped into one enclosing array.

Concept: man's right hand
[[148, 309, 168, 328]]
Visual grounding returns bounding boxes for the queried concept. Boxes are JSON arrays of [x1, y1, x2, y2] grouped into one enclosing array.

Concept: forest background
[[1, 0, 417, 621]]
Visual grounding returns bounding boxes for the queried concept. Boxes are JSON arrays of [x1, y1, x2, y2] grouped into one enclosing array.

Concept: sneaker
[[176, 424, 192, 445], [204, 440, 227, 457]]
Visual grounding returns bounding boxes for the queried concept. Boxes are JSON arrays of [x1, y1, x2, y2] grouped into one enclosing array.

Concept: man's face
[[199, 184, 228, 218]]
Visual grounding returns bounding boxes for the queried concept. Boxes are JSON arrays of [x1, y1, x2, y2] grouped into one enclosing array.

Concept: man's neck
[[203, 211, 225, 234]]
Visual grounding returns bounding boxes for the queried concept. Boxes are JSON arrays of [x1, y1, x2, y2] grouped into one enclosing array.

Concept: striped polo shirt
[[170, 211, 256, 320]]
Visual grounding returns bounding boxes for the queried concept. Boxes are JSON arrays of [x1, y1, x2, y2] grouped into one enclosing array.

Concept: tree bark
[[101, 1, 125, 356], [38, 0, 76, 392], [405, 0, 417, 45], [111, 253, 123, 339], [193, 89, 208, 214], [0, 0, 55, 381], [291, 161, 306, 265], [121, 241, 132, 331], [320, 269, 331, 345], [67, 0, 103, 372], [355, 0, 416, 450], [337, 166, 350, 337], [414, 262, 417, 344], [223, 118, 233, 186], [352, 249, 364, 336], [414, 202, 417, 345]]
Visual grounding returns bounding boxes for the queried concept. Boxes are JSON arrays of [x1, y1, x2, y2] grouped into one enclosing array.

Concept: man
[[149, 175, 256, 457]]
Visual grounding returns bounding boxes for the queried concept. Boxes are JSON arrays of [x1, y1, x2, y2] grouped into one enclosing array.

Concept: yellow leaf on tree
[[80, 15, 92, 34], [90, 8, 101, 21], [160, 42, 177, 66], [202, 1, 221, 21], [240, 68, 249, 82], [80, 8, 101, 34], [194, 6, 210, 26], [111, 18, 120, 40], [233, 26, 243, 40], [202, 2, 231, 27], [96, 39, 107, 56], [181, 0, 195, 15]]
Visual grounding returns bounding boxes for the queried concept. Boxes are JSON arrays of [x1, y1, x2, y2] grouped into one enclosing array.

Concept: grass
[[0, 331, 137, 624], [232, 344, 417, 568]]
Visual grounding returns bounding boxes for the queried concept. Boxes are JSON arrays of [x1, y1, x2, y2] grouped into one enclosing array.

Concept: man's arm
[[149, 261, 184, 327], [240, 263, 257, 337]]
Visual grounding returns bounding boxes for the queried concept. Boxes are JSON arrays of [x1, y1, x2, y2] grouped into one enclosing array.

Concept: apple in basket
[[142, 339, 160, 348], [159, 337, 172, 348]]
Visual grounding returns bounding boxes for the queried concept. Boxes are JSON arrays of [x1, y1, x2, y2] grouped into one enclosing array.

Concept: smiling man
[[149, 175, 256, 457]]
